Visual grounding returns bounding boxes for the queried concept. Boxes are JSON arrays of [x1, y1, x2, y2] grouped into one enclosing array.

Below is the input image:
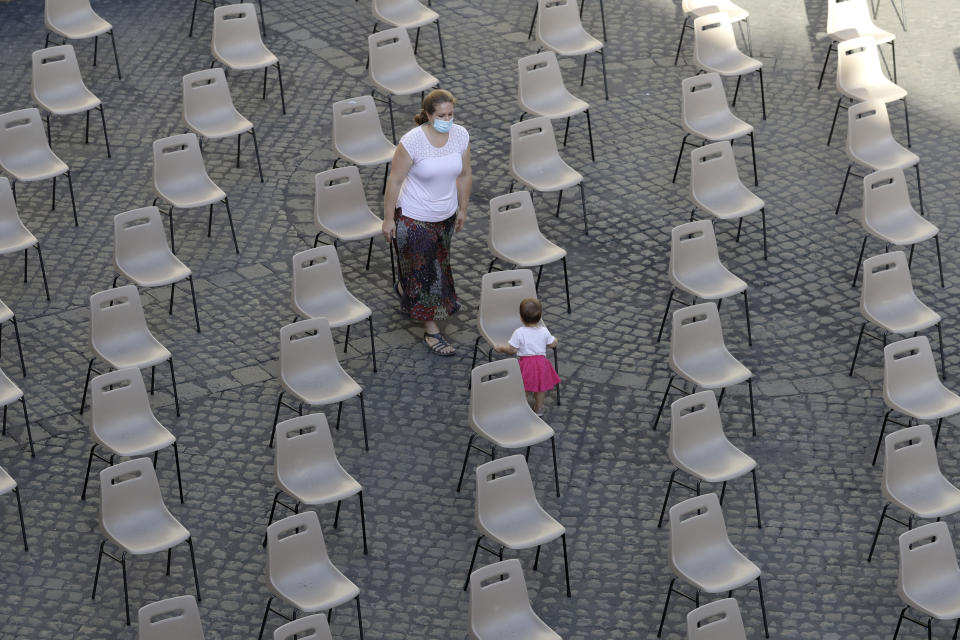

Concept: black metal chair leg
[[758, 68, 766, 120], [275, 62, 286, 115], [674, 17, 689, 65], [35, 244, 50, 301], [747, 378, 756, 436], [358, 492, 369, 555], [852, 236, 868, 288], [99, 105, 111, 158], [463, 535, 484, 590], [189, 0, 199, 37], [672, 134, 690, 183], [657, 469, 678, 528], [902, 97, 910, 148], [257, 596, 274, 640], [456, 433, 475, 492], [742, 291, 752, 346], [657, 577, 676, 637], [173, 442, 185, 503], [359, 392, 369, 451], [873, 410, 893, 465], [561, 257, 571, 314], [751, 468, 762, 527], [168, 358, 181, 417], [561, 533, 571, 597], [368, 316, 377, 373], [827, 96, 843, 146], [222, 198, 240, 254], [600, 47, 609, 100], [13, 487, 27, 551], [187, 276, 201, 333], [867, 502, 889, 562], [187, 537, 202, 600], [251, 129, 264, 182], [817, 41, 834, 90], [850, 322, 867, 376], [836, 164, 853, 216], [436, 20, 445, 67], [10, 318, 25, 375], [585, 108, 595, 161], [652, 375, 675, 431], [578, 182, 589, 235], [935, 235, 945, 288], [66, 170, 79, 225], [79, 357, 96, 414], [108, 30, 122, 80], [656, 289, 675, 343], [756, 576, 770, 637], [551, 436, 560, 497]]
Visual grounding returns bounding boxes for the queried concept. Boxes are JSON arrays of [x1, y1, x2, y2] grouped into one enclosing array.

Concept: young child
[[495, 297, 560, 416]]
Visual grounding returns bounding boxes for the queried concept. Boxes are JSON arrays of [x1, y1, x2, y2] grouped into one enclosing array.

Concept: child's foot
[[534, 406, 546, 417]]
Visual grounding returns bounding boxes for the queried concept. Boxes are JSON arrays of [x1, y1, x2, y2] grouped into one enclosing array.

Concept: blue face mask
[[432, 117, 453, 133]]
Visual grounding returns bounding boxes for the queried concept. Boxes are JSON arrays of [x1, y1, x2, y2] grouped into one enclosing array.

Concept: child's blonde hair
[[519, 298, 542, 325]]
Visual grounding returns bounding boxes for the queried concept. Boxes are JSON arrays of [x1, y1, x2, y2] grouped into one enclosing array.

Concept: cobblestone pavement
[[0, 0, 959, 637]]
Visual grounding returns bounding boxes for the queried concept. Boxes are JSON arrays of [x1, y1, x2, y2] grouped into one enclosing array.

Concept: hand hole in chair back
[[679, 505, 708, 522], [518, 126, 544, 138], [700, 21, 722, 31], [544, 0, 567, 8], [289, 328, 320, 342], [162, 144, 189, 155], [479, 572, 511, 589], [277, 524, 307, 541], [278, 627, 320, 640], [845, 46, 866, 56], [856, 109, 878, 119], [492, 279, 522, 290], [893, 437, 921, 452], [696, 611, 727, 628], [191, 78, 216, 88], [111, 469, 142, 485], [680, 231, 705, 242], [100, 378, 132, 394], [123, 217, 151, 230], [526, 61, 548, 72], [284, 424, 317, 439], [680, 313, 707, 326], [299, 256, 328, 270], [690, 81, 713, 93], [496, 200, 523, 214], [869, 177, 895, 189], [41, 54, 66, 65], [683, 402, 707, 415], [892, 348, 919, 361], [376, 36, 400, 47], [341, 104, 366, 116], [480, 370, 509, 384], [223, 10, 248, 20], [485, 467, 517, 482], [908, 535, 937, 551], [871, 261, 897, 274], [325, 176, 350, 188], [149, 609, 185, 625], [4, 118, 31, 129], [699, 151, 723, 163], [100, 296, 129, 309]]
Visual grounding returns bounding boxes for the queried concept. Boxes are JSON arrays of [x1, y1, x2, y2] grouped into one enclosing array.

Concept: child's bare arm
[[549, 338, 559, 348], [496, 344, 519, 354]]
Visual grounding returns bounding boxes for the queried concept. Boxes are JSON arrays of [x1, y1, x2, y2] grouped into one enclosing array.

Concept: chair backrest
[[0, 108, 50, 167], [510, 117, 560, 175], [671, 302, 727, 366], [90, 368, 154, 440], [138, 595, 205, 640], [837, 36, 883, 89], [368, 27, 418, 82], [476, 455, 539, 520], [314, 166, 370, 228], [884, 424, 941, 494], [90, 285, 151, 351], [488, 192, 542, 250], [670, 390, 725, 457], [669, 493, 730, 560], [332, 96, 390, 158], [861, 251, 914, 314], [827, 0, 876, 36], [690, 141, 740, 199], [0, 177, 26, 229], [212, 3, 264, 50], [862, 168, 913, 224], [100, 457, 166, 530], [182, 68, 237, 125], [517, 51, 566, 107], [847, 99, 894, 155], [899, 522, 960, 601], [114, 206, 172, 268], [681, 73, 729, 129], [46, 0, 97, 24], [478, 269, 536, 342], [670, 220, 722, 283], [153, 133, 209, 191], [280, 317, 339, 380], [693, 12, 739, 59], [273, 614, 333, 640], [275, 413, 340, 486], [537, 0, 585, 42], [687, 598, 747, 640], [267, 511, 329, 584], [32, 45, 86, 104], [292, 245, 348, 311], [884, 336, 940, 398], [469, 559, 535, 633], [471, 359, 527, 424]]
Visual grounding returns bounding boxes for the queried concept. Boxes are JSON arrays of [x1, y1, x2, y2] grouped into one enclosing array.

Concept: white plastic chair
[[457, 359, 560, 497], [675, 0, 751, 65], [849, 169, 942, 289], [528, 0, 607, 43], [79, 285, 181, 418], [265, 413, 367, 554], [535, 0, 608, 100], [152, 133, 239, 255], [44, 0, 121, 79], [0, 366, 34, 457], [517, 51, 594, 162], [828, 36, 909, 147], [258, 511, 362, 640], [653, 302, 755, 436], [371, 0, 445, 67], [138, 595, 205, 640], [313, 166, 383, 270], [81, 368, 183, 503], [331, 95, 396, 175], [895, 522, 960, 639], [292, 246, 376, 371], [0, 299, 26, 376], [874, 337, 960, 464], [463, 455, 570, 597], [367, 27, 439, 143], [817, 0, 896, 90], [0, 465, 28, 551], [273, 614, 333, 640], [0, 108, 78, 225], [190, 0, 266, 38], [657, 391, 760, 529], [868, 424, 960, 562], [273, 317, 368, 451], [488, 192, 570, 314], [657, 493, 768, 638], [32, 45, 110, 158], [211, 3, 285, 114], [469, 558, 561, 640], [689, 142, 766, 260], [92, 458, 200, 626], [687, 598, 748, 640], [509, 117, 589, 235], [693, 12, 765, 120], [836, 99, 923, 218], [114, 206, 201, 333], [183, 68, 263, 182], [673, 74, 757, 186], [657, 220, 750, 345], [851, 251, 943, 377], [0, 177, 51, 301]]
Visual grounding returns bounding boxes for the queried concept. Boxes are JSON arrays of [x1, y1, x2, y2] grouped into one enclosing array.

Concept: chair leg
[[387, 95, 396, 144], [463, 535, 484, 590], [748, 132, 758, 186], [652, 374, 675, 431], [584, 108, 595, 162], [275, 62, 286, 115], [80, 444, 97, 500], [561, 257, 571, 314], [356, 595, 365, 639], [599, 48, 609, 100], [827, 97, 843, 146], [867, 502, 890, 562], [657, 469, 678, 528], [98, 105, 111, 158], [902, 97, 910, 148], [222, 198, 240, 254], [657, 577, 676, 637], [257, 596, 274, 640], [656, 289, 675, 343], [10, 318, 25, 376], [173, 442, 185, 504], [914, 164, 924, 215], [756, 576, 770, 637], [893, 605, 908, 640], [550, 436, 560, 497], [672, 134, 690, 183], [168, 358, 181, 417], [121, 552, 130, 625], [758, 69, 766, 120], [108, 30, 122, 80], [747, 378, 757, 436], [751, 468, 762, 527], [873, 410, 893, 465], [935, 235, 945, 288], [938, 322, 947, 380], [189, 0, 199, 37], [249, 129, 264, 182], [358, 491, 369, 555], [733, 76, 742, 107], [187, 276, 201, 333], [359, 392, 369, 451], [65, 170, 79, 226], [850, 322, 867, 376], [368, 316, 377, 373], [79, 357, 96, 414], [528, 3, 538, 39], [817, 41, 834, 90], [674, 17, 689, 65], [580, 54, 588, 86], [456, 434, 475, 492], [187, 537, 202, 600], [852, 235, 868, 288], [561, 533, 571, 597], [13, 487, 27, 551], [365, 237, 375, 271], [436, 20, 446, 68], [578, 182, 589, 235], [742, 290, 753, 346], [35, 244, 50, 301]]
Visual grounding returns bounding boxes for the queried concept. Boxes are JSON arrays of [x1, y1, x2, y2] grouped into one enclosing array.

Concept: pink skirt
[[518, 355, 561, 393]]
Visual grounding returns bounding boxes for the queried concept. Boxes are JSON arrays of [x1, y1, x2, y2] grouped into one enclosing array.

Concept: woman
[[382, 89, 472, 356]]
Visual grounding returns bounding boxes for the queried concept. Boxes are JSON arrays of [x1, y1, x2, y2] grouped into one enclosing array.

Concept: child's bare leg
[[533, 391, 546, 412]]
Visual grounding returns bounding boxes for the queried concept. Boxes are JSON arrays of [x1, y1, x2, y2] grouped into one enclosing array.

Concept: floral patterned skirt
[[395, 208, 461, 322]]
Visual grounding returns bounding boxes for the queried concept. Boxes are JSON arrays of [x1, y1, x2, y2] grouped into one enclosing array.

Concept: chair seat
[[829, 26, 895, 45], [155, 176, 226, 209], [671, 543, 760, 593], [94, 418, 175, 458], [279, 465, 362, 506], [512, 158, 582, 192], [0, 301, 12, 324], [671, 350, 751, 389], [473, 614, 562, 640], [901, 575, 960, 621], [375, 3, 438, 28], [472, 405, 555, 449], [540, 29, 603, 57], [886, 385, 960, 421], [693, 184, 763, 221], [213, 44, 278, 71], [95, 337, 171, 370], [293, 293, 371, 328], [105, 511, 189, 555], [480, 504, 565, 550], [860, 209, 938, 247], [271, 563, 360, 613], [490, 235, 566, 269], [863, 298, 940, 335], [0, 148, 69, 182], [520, 93, 589, 120], [841, 79, 907, 104], [35, 86, 101, 117], [117, 252, 191, 288], [337, 136, 396, 167], [886, 476, 960, 520], [849, 140, 918, 172], [186, 110, 253, 140], [672, 264, 747, 300], [697, 51, 761, 77], [283, 369, 362, 407], [316, 209, 382, 242], [371, 67, 439, 97], [0, 219, 39, 255], [0, 466, 15, 495], [47, 12, 112, 39], [670, 439, 756, 484], [684, 113, 753, 142], [0, 368, 24, 406]]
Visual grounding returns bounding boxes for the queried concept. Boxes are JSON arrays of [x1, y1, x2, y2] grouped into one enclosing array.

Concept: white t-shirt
[[508, 325, 555, 357], [397, 124, 470, 222]]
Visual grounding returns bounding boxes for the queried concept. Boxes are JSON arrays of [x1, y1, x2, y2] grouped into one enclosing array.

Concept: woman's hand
[[382, 218, 396, 243], [455, 208, 467, 232]]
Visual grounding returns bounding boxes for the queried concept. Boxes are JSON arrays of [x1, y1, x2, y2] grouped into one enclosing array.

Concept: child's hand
[[549, 338, 559, 349]]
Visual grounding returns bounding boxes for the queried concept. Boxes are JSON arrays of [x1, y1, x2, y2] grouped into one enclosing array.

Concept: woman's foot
[[424, 332, 456, 356]]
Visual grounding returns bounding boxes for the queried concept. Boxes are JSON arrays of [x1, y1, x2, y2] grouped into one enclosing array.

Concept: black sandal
[[424, 332, 455, 356]]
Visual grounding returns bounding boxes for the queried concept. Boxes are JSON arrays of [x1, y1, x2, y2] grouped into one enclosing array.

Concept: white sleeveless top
[[397, 124, 470, 222]]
